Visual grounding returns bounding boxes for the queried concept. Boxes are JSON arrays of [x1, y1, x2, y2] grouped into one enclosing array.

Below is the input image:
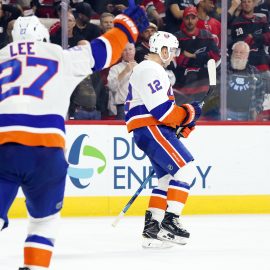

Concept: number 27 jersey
[[0, 41, 94, 148]]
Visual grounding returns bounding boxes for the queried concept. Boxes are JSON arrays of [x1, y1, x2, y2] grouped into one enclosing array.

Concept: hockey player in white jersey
[[0, 2, 149, 269], [125, 31, 202, 248]]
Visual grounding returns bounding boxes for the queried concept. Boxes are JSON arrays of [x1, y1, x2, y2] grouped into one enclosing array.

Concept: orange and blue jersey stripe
[[126, 101, 187, 132], [0, 114, 65, 148]]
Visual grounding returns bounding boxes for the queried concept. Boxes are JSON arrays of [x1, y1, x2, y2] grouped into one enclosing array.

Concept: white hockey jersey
[[0, 41, 96, 148], [125, 60, 186, 132], [0, 23, 132, 149]]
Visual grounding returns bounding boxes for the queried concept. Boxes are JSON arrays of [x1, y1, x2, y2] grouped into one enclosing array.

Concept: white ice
[[0, 215, 269, 270]]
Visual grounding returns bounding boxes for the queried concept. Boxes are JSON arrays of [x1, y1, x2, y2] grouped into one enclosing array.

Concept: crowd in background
[[1, 0, 270, 121]]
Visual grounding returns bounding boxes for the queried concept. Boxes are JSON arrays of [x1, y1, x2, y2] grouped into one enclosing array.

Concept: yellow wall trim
[[9, 195, 270, 218]]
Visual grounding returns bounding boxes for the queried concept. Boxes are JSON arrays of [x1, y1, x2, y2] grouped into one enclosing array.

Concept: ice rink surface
[[1, 214, 270, 270]]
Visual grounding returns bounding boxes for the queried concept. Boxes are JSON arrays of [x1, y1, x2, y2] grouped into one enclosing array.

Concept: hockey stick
[[112, 59, 217, 227], [200, 59, 217, 107], [112, 170, 155, 227]]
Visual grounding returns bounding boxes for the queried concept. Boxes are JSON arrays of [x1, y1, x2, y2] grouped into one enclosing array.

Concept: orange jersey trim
[[127, 116, 161, 132], [24, 247, 52, 268], [0, 131, 65, 148], [126, 106, 187, 133]]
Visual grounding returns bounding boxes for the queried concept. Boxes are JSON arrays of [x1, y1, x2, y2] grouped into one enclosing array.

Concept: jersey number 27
[[0, 57, 58, 102]]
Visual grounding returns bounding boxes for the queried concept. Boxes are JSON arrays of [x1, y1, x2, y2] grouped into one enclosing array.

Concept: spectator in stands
[[6, 19, 15, 43], [142, 0, 165, 29], [194, 0, 221, 47], [98, 11, 116, 119], [106, 0, 129, 16], [87, 0, 110, 16], [70, 2, 109, 120], [228, 0, 241, 17], [228, 0, 270, 73], [50, 11, 84, 47], [213, 0, 222, 18], [49, 3, 73, 38], [227, 41, 265, 120], [135, 22, 158, 63], [164, 0, 194, 34], [33, 0, 57, 18], [99, 12, 114, 33], [74, 2, 101, 41], [69, 73, 107, 120], [49, 7, 103, 121], [255, 0, 270, 23], [173, 6, 220, 117], [107, 43, 137, 120], [16, 0, 35, 16]]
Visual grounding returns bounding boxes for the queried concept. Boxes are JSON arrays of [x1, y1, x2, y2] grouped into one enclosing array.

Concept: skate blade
[[157, 229, 188, 245], [142, 237, 173, 249]]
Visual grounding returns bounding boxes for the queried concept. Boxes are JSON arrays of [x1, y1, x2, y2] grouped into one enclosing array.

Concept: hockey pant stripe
[[148, 126, 186, 167]]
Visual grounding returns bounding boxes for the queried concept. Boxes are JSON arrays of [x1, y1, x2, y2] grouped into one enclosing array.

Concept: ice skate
[[157, 211, 190, 245], [142, 210, 173, 249]]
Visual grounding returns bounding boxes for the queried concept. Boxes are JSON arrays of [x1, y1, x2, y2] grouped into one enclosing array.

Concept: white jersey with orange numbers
[[125, 60, 186, 132]]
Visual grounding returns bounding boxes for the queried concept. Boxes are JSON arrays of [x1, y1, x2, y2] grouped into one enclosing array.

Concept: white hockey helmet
[[12, 16, 50, 42], [149, 31, 180, 61]]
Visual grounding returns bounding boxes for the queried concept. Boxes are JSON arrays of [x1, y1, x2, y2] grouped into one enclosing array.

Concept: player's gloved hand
[[176, 123, 195, 139], [113, 0, 149, 43], [180, 101, 202, 127], [123, 0, 149, 33]]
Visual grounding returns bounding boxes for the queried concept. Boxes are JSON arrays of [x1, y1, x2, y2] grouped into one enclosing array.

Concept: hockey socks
[[23, 234, 54, 269]]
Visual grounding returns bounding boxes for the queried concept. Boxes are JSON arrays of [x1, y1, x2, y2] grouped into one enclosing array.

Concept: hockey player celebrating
[[125, 31, 202, 248], [0, 2, 149, 269]]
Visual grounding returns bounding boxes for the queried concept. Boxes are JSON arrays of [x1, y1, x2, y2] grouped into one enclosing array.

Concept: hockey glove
[[114, 0, 149, 43], [176, 123, 195, 139], [180, 101, 202, 127]]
